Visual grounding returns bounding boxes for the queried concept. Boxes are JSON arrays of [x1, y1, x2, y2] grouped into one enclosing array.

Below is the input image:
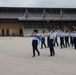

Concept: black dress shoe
[[32, 55, 35, 57], [49, 55, 52, 57], [53, 52, 55, 56], [61, 47, 62, 49], [57, 44, 59, 47], [74, 48, 76, 49], [38, 52, 40, 56], [68, 45, 70, 47]]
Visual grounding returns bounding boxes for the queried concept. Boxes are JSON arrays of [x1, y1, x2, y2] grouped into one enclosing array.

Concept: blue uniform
[[49, 33, 55, 56], [73, 33, 76, 49], [32, 33, 40, 57], [41, 34, 46, 49], [47, 33, 50, 47], [65, 32, 70, 47], [60, 32, 65, 48], [31, 34, 43, 42], [54, 32, 59, 47], [70, 33, 74, 46]]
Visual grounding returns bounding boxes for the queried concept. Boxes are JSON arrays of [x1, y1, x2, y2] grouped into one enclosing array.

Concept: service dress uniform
[[60, 32, 65, 49], [65, 32, 70, 47], [41, 34, 46, 49], [32, 33, 40, 57], [70, 33, 74, 47], [54, 32, 59, 47], [49, 33, 55, 56], [47, 33, 50, 48], [73, 33, 76, 49]]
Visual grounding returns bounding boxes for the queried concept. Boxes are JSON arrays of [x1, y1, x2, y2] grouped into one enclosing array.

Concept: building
[[0, 7, 76, 36]]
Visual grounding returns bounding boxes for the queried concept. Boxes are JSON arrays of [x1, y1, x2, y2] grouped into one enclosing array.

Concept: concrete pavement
[[0, 37, 76, 75]]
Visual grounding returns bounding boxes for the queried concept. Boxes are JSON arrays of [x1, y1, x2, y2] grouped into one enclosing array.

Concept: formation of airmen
[[31, 29, 76, 57]]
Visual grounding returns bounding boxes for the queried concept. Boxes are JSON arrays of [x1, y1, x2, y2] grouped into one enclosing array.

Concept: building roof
[[0, 7, 76, 21]]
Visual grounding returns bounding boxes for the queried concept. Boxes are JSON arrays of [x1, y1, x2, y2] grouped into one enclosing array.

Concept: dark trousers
[[49, 39, 55, 56], [32, 40, 40, 56], [74, 37, 76, 49], [54, 37, 59, 46], [47, 37, 50, 47], [70, 37, 73, 46], [65, 37, 70, 47], [41, 37, 46, 49], [60, 37, 65, 48]]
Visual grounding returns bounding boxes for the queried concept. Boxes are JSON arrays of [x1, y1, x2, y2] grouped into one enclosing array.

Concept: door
[[19, 29, 23, 36], [2, 29, 5, 36], [6, 29, 9, 36]]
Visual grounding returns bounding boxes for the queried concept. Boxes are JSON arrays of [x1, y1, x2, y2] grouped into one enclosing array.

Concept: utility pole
[[60, 9, 63, 29], [25, 9, 28, 27], [43, 9, 46, 28]]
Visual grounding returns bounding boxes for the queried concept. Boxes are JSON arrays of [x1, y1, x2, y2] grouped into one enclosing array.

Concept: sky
[[0, 0, 76, 8]]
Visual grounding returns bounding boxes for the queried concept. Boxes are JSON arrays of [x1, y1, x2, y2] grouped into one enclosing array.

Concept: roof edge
[[0, 6, 76, 9]]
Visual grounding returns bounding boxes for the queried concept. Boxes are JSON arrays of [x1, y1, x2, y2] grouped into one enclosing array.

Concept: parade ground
[[0, 37, 76, 75]]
